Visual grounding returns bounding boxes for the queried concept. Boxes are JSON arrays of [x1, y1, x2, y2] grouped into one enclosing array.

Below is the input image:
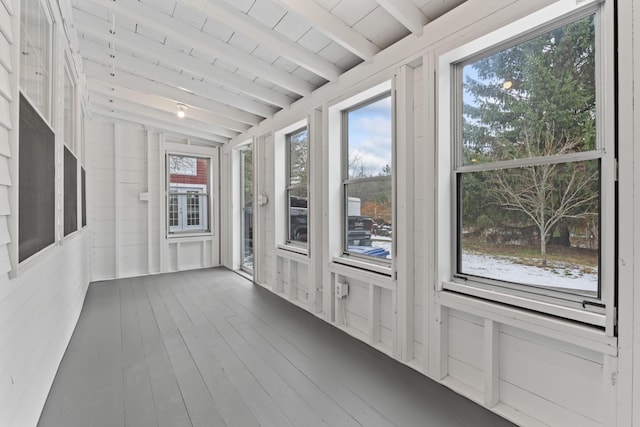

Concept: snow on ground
[[347, 240, 596, 293], [461, 251, 598, 292]]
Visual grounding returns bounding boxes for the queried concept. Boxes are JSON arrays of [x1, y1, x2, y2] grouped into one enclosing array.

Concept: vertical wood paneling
[[483, 319, 499, 407], [309, 108, 323, 313], [395, 64, 415, 362]]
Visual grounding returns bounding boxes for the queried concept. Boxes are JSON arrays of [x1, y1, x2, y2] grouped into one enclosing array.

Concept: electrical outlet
[[336, 282, 349, 299]]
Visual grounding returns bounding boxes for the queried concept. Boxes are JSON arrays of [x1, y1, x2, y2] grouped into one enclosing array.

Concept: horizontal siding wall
[[0, 232, 91, 427], [0, 0, 92, 426]]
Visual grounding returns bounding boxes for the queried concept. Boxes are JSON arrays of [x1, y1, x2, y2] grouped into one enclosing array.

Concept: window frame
[[239, 146, 254, 273], [63, 62, 75, 152], [166, 153, 212, 237], [340, 91, 394, 267], [285, 126, 309, 248], [436, 1, 615, 329], [19, 0, 53, 124]]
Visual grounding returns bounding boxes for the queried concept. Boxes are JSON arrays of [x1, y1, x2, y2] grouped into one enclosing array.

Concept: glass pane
[[345, 177, 392, 260], [241, 149, 254, 270], [289, 128, 308, 186], [288, 188, 308, 244], [462, 15, 596, 165], [64, 71, 73, 150], [347, 95, 392, 179], [169, 195, 178, 227], [20, 0, 51, 119], [458, 159, 600, 296], [168, 155, 209, 233], [186, 191, 200, 226]]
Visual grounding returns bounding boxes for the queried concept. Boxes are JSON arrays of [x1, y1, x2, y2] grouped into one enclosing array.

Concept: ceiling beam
[[83, 60, 262, 126], [87, 78, 251, 133], [375, 0, 429, 36], [79, 38, 278, 118], [82, 0, 313, 96], [180, 0, 340, 81], [272, 0, 380, 61], [92, 105, 227, 144], [73, 9, 294, 109], [90, 92, 234, 143]]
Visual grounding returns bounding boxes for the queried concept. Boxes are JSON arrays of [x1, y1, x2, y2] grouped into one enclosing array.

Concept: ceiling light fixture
[[177, 103, 187, 118]]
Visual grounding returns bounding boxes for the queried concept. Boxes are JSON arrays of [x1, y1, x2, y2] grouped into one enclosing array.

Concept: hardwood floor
[[38, 268, 515, 427]]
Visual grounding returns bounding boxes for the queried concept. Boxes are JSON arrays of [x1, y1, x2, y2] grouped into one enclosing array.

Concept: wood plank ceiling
[[71, 0, 466, 143]]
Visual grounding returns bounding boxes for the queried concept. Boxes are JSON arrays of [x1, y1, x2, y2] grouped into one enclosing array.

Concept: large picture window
[[167, 155, 210, 234], [451, 11, 610, 311], [342, 93, 393, 261], [286, 127, 309, 245]]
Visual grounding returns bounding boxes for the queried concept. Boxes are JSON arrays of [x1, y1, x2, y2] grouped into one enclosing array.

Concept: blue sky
[[347, 95, 392, 178]]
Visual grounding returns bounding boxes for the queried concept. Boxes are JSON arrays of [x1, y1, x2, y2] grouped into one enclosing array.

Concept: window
[[19, 93, 55, 262], [63, 67, 75, 151], [286, 127, 309, 245], [240, 148, 254, 271], [167, 155, 210, 234], [342, 93, 393, 261], [63, 146, 77, 236], [444, 8, 614, 317], [20, 0, 51, 121]]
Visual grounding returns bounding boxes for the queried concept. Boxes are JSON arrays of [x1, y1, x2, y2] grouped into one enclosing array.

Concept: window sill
[[167, 231, 213, 240], [10, 242, 58, 279], [333, 254, 392, 275], [277, 244, 309, 257], [328, 260, 395, 290], [440, 280, 611, 334], [276, 244, 309, 261]]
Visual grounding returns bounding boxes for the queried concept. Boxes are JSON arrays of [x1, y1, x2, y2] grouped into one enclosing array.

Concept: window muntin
[[286, 127, 309, 245], [343, 93, 393, 261], [454, 14, 603, 303], [167, 155, 210, 234], [20, 0, 51, 121]]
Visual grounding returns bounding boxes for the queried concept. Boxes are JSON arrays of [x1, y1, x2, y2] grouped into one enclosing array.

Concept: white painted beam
[[83, 60, 262, 126], [272, 0, 380, 61], [73, 9, 294, 109], [90, 90, 238, 139], [79, 39, 278, 118], [375, 0, 429, 36], [92, 105, 228, 145], [87, 78, 251, 133], [180, 0, 340, 81], [90, 94, 232, 144], [81, 0, 313, 96]]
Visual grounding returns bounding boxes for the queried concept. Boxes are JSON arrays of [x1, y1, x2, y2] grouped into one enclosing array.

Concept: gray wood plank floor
[[38, 268, 516, 427]]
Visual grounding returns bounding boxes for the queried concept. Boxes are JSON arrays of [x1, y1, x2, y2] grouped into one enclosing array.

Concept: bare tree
[[168, 155, 196, 175], [490, 130, 598, 265]]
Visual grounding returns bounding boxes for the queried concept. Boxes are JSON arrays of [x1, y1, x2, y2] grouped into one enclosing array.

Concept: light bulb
[[176, 103, 188, 118]]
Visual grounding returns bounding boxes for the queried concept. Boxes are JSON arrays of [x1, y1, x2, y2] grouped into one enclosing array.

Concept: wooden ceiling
[[70, 0, 466, 143]]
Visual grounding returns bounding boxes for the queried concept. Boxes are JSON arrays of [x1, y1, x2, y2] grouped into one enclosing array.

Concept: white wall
[[0, 0, 92, 426], [86, 119, 222, 281], [221, 0, 635, 425]]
